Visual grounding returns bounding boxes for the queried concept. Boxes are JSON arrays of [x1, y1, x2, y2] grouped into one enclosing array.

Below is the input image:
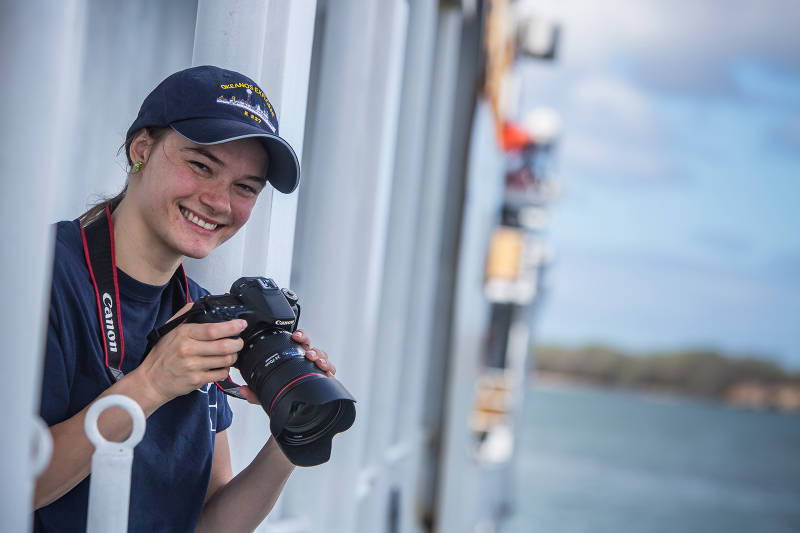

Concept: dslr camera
[[171, 277, 356, 466]]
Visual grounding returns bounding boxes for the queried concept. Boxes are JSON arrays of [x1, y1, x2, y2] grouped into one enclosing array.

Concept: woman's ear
[[128, 128, 154, 168]]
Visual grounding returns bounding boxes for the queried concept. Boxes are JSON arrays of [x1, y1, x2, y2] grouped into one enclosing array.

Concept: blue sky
[[516, 1, 800, 368]]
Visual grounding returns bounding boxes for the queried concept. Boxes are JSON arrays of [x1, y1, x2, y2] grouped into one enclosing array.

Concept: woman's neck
[[110, 200, 183, 286]]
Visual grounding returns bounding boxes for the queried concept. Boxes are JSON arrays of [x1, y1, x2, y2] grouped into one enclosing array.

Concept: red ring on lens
[[269, 373, 325, 414]]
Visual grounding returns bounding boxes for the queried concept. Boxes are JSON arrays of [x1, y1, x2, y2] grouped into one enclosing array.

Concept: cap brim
[[170, 118, 300, 193]]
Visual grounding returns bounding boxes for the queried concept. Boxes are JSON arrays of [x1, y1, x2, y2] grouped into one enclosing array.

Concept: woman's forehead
[[169, 131, 269, 173]]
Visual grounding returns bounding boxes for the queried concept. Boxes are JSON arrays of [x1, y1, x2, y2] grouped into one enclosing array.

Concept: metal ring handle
[[31, 416, 53, 476], [84, 395, 146, 449]]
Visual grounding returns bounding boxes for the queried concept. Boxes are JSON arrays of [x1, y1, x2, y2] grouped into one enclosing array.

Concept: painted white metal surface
[[0, 1, 85, 530], [377, 3, 444, 532], [85, 395, 146, 533], [287, 1, 412, 531], [402, 7, 466, 529], [435, 99, 506, 533], [31, 418, 54, 479], [50, 0, 198, 223], [251, 0, 317, 290]]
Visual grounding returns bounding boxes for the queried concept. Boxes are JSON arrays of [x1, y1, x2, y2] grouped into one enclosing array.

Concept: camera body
[[192, 277, 298, 333], [191, 277, 301, 384], [186, 277, 355, 467]]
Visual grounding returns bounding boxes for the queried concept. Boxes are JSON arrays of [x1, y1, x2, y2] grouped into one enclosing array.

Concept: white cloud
[[568, 76, 659, 138], [517, 0, 800, 93], [563, 133, 674, 183]]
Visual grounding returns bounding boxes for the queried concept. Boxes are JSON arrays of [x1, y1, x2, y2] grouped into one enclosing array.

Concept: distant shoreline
[[531, 372, 720, 407], [533, 346, 800, 413], [533, 370, 702, 401]]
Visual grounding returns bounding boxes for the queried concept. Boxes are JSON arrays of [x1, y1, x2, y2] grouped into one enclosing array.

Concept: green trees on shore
[[534, 345, 800, 399]]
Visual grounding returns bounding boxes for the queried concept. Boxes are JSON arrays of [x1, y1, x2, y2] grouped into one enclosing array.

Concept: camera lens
[[185, 278, 357, 467], [234, 330, 356, 466], [283, 401, 343, 445]]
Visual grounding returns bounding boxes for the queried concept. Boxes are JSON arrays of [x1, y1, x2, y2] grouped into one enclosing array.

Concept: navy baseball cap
[[126, 65, 299, 193]]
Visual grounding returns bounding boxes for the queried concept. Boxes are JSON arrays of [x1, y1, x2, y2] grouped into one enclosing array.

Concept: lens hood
[[269, 376, 356, 467]]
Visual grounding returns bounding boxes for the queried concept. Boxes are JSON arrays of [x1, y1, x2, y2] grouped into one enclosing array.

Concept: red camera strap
[[81, 205, 244, 399]]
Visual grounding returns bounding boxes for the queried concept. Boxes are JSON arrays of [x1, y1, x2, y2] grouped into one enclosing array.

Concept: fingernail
[[306, 349, 316, 359], [238, 320, 248, 329], [318, 359, 327, 369], [293, 330, 303, 338]]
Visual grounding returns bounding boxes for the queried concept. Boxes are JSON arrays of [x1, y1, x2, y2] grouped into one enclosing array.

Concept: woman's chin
[[180, 244, 216, 260]]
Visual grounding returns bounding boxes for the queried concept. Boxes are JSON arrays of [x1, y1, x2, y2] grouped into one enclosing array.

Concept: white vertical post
[[186, 0, 272, 294], [401, 7, 465, 529], [31, 418, 54, 480], [285, 0, 415, 531], [354, 0, 411, 531], [250, 0, 317, 289], [372, 1, 441, 530], [0, 1, 85, 530], [435, 100, 505, 533], [187, 3, 317, 531], [187, 0, 315, 294], [84, 395, 147, 533], [53, 0, 196, 223]]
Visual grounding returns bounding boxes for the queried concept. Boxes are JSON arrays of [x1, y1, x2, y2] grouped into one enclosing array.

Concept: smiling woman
[[33, 66, 334, 533], [113, 130, 269, 278]]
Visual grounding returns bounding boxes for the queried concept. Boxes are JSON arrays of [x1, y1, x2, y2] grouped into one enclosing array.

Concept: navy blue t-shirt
[[35, 220, 234, 533]]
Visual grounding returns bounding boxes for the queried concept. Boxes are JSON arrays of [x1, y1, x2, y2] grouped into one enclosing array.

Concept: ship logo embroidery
[[216, 90, 276, 133]]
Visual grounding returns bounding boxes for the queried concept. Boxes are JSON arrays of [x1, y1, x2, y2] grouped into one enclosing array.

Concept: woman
[[34, 66, 333, 532]]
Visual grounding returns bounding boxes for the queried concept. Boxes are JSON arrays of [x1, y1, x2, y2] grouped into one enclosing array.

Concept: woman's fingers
[[173, 337, 243, 363], [206, 367, 235, 385], [194, 352, 239, 371], [293, 329, 337, 376], [305, 347, 335, 376], [185, 319, 248, 341], [292, 329, 310, 346], [237, 385, 261, 405], [142, 318, 247, 402]]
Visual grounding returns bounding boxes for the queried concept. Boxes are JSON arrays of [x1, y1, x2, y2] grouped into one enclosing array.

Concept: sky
[[515, 0, 800, 368]]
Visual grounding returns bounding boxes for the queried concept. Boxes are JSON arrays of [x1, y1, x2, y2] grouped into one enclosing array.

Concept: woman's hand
[[239, 329, 335, 405], [293, 329, 336, 377], [133, 302, 248, 407]]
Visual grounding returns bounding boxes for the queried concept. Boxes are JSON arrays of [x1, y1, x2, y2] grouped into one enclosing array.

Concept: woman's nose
[[198, 182, 231, 215]]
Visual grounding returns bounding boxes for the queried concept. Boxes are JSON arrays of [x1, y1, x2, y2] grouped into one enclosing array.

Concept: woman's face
[[128, 129, 269, 260]]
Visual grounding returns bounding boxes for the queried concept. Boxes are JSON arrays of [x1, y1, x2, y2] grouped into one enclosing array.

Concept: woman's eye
[[190, 161, 210, 172], [237, 183, 258, 195]]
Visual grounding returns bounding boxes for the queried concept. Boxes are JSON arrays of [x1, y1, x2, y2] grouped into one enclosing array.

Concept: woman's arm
[[34, 371, 166, 509], [196, 433, 295, 533], [34, 313, 248, 509], [196, 329, 334, 532]]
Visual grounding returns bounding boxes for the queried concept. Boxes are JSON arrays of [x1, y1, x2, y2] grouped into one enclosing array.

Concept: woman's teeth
[[180, 208, 218, 230]]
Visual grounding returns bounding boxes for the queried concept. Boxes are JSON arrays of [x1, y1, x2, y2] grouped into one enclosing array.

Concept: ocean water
[[505, 383, 800, 533]]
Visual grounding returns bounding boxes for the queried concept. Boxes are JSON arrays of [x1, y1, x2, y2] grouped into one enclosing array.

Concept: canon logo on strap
[[101, 292, 119, 352]]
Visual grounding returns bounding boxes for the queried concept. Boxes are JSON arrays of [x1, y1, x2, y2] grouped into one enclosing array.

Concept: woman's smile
[[179, 206, 223, 232]]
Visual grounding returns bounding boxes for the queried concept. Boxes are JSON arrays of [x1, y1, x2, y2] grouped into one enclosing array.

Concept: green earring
[[133, 161, 143, 173]]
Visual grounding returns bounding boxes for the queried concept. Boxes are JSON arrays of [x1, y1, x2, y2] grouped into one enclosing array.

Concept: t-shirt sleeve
[[40, 303, 75, 425]]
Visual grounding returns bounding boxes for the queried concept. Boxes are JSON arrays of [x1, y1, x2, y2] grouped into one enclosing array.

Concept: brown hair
[[78, 126, 170, 226]]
